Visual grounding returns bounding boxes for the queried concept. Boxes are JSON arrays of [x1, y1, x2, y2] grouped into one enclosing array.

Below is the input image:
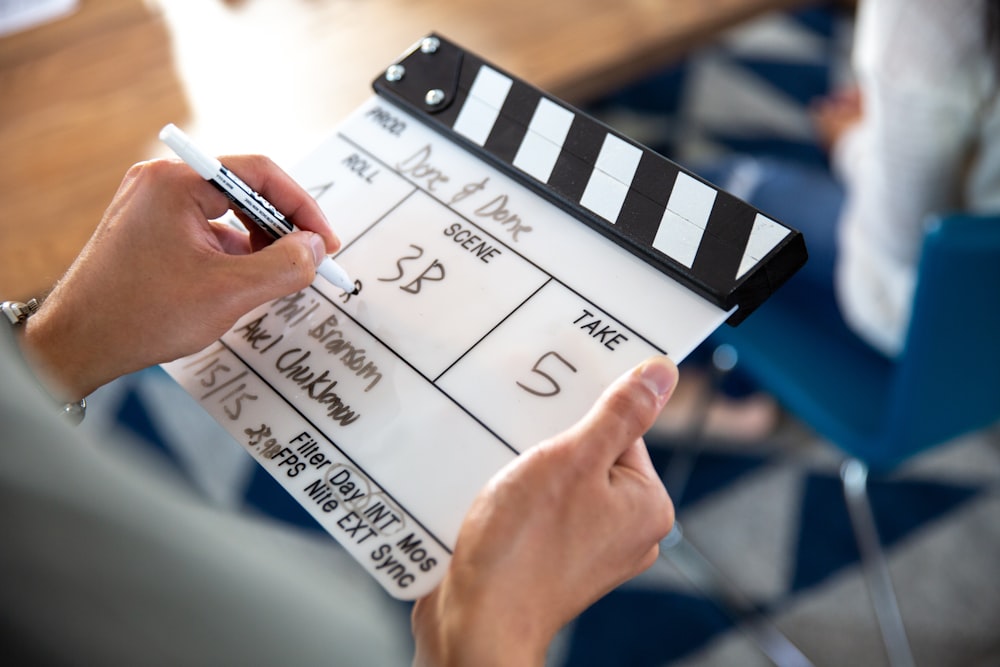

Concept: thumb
[[573, 356, 679, 467]]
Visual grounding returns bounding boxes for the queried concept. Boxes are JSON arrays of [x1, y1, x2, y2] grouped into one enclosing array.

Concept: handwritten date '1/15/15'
[[182, 349, 259, 420]]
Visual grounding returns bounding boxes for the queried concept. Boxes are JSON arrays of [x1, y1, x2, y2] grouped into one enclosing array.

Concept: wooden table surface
[[0, 0, 809, 300]]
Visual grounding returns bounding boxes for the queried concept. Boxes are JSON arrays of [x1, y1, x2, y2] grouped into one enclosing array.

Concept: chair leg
[[659, 345, 813, 667], [660, 525, 814, 667], [840, 459, 916, 667], [661, 344, 740, 505]]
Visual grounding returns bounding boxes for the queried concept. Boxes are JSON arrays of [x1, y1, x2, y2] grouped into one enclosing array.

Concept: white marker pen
[[159, 123, 355, 293]]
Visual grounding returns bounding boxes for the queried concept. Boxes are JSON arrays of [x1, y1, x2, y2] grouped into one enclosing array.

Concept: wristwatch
[[3, 298, 87, 425]]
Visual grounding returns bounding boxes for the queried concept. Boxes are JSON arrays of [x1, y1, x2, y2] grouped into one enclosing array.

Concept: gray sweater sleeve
[[0, 324, 411, 666]]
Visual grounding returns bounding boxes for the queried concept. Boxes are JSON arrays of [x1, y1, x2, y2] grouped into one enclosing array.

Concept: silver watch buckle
[[2, 298, 40, 326]]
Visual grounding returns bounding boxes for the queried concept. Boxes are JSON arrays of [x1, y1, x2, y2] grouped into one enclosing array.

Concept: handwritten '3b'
[[378, 244, 446, 294]]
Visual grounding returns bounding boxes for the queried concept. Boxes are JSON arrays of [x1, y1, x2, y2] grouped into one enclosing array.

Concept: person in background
[[1, 155, 677, 666], [724, 0, 1000, 357], [657, 0, 1000, 439], [811, 0, 1000, 356]]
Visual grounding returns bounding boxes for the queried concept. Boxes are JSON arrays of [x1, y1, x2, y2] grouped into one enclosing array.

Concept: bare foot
[[651, 368, 780, 442]]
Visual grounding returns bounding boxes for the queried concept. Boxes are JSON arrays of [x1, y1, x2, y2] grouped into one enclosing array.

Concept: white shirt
[[834, 0, 1000, 356]]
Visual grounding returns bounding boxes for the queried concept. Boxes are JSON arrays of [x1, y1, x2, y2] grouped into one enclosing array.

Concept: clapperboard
[[164, 33, 806, 599]]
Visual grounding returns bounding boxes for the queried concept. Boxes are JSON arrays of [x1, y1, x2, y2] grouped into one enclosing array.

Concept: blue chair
[[710, 212, 1000, 666]]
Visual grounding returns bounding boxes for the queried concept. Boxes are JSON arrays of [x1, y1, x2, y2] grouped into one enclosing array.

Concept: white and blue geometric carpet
[[85, 4, 1000, 665]]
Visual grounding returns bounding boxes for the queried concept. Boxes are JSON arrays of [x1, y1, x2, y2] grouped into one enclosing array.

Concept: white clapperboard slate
[[163, 34, 807, 600]]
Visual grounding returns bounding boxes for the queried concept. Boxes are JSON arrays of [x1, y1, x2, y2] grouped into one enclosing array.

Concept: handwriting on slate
[[514, 310, 631, 397], [376, 219, 507, 295], [396, 144, 533, 242], [299, 436, 439, 590], [187, 351, 258, 419], [517, 351, 578, 397], [186, 289, 402, 428], [243, 422, 439, 590], [379, 244, 446, 294], [244, 424, 331, 478]]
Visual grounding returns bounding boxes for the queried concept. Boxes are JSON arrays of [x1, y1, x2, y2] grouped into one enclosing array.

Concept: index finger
[[219, 154, 340, 254]]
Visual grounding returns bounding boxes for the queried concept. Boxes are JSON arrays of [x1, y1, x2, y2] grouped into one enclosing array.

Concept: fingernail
[[309, 233, 326, 267], [638, 357, 677, 398]]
